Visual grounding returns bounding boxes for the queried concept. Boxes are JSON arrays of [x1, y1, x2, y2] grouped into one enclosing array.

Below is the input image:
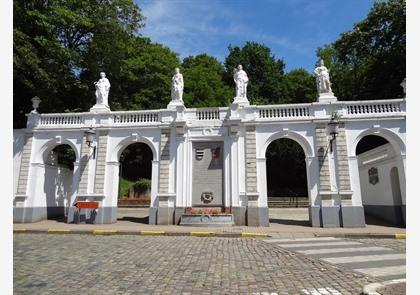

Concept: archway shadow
[[117, 216, 149, 224], [269, 218, 310, 226]]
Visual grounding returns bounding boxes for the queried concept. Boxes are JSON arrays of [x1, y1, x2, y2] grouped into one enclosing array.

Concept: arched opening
[[356, 134, 405, 226], [43, 144, 76, 221], [266, 138, 309, 225], [117, 142, 153, 223]]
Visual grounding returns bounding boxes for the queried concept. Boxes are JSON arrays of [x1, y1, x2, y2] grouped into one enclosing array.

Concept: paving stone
[[14, 234, 378, 294]]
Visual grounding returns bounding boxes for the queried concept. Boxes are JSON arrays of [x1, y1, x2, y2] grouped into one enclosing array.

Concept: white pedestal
[[167, 100, 185, 110], [317, 92, 337, 103], [90, 104, 110, 113], [232, 96, 250, 106]]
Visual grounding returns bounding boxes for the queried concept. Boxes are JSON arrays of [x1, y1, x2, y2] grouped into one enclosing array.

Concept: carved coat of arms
[[368, 167, 379, 185]]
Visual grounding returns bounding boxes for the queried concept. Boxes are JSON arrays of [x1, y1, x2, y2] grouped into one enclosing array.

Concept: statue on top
[[94, 72, 111, 106], [233, 65, 248, 99], [171, 67, 184, 102], [314, 59, 332, 94]]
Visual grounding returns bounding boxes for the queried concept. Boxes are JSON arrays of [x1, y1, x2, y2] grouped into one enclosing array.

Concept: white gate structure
[[13, 72, 406, 227]]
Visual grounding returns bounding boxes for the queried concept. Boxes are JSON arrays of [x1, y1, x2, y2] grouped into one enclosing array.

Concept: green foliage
[[182, 54, 233, 107], [266, 139, 307, 196], [224, 42, 286, 104], [119, 142, 153, 181], [317, 0, 405, 100], [52, 144, 76, 170], [133, 178, 152, 192], [282, 69, 317, 103], [118, 177, 135, 198], [13, 0, 144, 128]]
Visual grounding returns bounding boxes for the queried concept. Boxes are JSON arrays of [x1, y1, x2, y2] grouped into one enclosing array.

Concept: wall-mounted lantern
[[328, 112, 341, 153], [84, 128, 96, 159], [31, 96, 41, 113]]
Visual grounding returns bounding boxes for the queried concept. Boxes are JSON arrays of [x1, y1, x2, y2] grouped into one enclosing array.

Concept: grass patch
[[118, 177, 135, 198]]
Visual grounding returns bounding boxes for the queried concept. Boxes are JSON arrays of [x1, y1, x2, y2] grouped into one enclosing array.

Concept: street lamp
[[328, 112, 340, 153], [84, 128, 96, 159]]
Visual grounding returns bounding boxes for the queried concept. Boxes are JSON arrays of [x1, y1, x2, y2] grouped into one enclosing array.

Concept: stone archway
[[355, 134, 405, 226]]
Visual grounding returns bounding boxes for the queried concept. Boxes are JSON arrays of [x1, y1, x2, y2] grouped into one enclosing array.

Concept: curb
[[362, 279, 405, 295], [13, 229, 271, 238], [314, 233, 406, 239]]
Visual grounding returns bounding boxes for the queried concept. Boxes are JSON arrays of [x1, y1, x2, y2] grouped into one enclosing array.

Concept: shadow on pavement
[[117, 216, 149, 224], [269, 218, 310, 226]]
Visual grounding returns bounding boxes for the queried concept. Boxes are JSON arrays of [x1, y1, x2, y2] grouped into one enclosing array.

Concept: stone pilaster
[[77, 139, 91, 194], [336, 124, 351, 192], [245, 126, 257, 193], [315, 125, 331, 192], [158, 128, 171, 193], [16, 133, 33, 195], [94, 130, 108, 194]]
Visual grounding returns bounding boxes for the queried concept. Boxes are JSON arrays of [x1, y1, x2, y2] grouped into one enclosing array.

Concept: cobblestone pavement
[[14, 234, 378, 295], [377, 282, 405, 295], [265, 237, 406, 282]]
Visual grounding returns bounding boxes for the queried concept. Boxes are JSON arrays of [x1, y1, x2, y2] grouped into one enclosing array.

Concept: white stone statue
[[234, 65, 249, 99], [314, 59, 332, 94], [94, 72, 111, 106], [171, 67, 184, 101]]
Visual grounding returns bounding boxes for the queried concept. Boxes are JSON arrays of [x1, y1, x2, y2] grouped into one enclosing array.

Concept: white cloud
[[136, 0, 308, 63]]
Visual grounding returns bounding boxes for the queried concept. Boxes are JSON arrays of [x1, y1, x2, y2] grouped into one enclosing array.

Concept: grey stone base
[[67, 206, 117, 224], [180, 214, 234, 226], [14, 206, 118, 224], [247, 207, 269, 227], [232, 207, 246, 225], [364, 205, 405, 226], [157, 206, 174, 225], [321, 206, 341, 228], [309, 205, 321, 227], [149, 207, 157, 225], [174, 207, 185, 225], [341, 206, 365, 227]]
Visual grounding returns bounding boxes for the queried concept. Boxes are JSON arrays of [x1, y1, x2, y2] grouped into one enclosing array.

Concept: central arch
[[109, 135, 159, 224], [260, 131, 315, 226]]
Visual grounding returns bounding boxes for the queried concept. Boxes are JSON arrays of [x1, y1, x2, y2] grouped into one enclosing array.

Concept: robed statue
[[314, 59, 332, 94], [233, 65, 248, 99], [94, 72, 111, 106], [171, 67, 184, 101]]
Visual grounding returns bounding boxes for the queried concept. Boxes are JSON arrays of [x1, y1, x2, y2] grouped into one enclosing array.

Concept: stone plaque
[[368, 167, 379, 185]]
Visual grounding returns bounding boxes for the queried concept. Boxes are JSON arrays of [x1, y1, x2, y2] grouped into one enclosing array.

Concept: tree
[[181, 54, 233, 107], [224, 42, 286, 105], [282, 69, 317, 103], [317, 0, 405, 101], [110, 37, 180, 111], [13, 0, 144, 128]]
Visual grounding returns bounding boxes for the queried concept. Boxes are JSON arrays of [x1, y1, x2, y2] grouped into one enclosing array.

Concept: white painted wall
[[358, 143, 404, 206]]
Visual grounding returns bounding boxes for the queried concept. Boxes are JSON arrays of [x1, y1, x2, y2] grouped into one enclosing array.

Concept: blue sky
[[135, 0, 375, 72]]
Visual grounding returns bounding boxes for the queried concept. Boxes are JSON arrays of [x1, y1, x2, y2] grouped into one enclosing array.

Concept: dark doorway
[[117, 143, 153, 223]]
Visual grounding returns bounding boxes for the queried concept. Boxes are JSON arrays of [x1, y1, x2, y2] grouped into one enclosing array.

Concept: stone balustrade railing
[[38, 114, 83, 126], [29, 98, 405, 129], [113, 111, 160, 124], [342, 99, 403, 116], [257, 104, 311, 119]]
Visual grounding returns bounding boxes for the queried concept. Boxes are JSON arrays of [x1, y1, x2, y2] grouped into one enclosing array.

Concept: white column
[[396, 154, 406, 205], [256, 157, 267, 207], [175, 136, 186, 208], [223, 138, 231, 208], [151, 160, 159, 207], [230, 136, 239, 206], [305, 156, 319, 206], [68, 161, 82, 206], [347, 156, 363, 206], [104, 161, 120, 209]]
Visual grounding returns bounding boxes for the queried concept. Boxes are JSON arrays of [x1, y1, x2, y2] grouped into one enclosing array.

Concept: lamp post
[[328, 112, 340, 153], [84, 128, 96, 159]]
